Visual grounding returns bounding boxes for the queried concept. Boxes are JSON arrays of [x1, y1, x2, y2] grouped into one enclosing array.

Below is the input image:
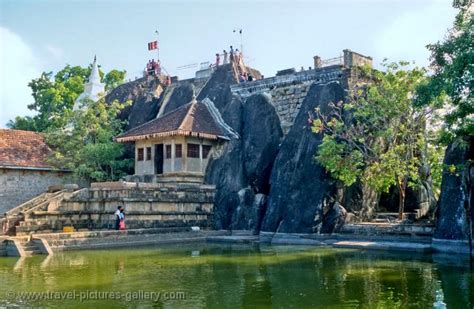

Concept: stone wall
[[15, 181, 215, 234], [0, 168, 82, 214], [231, 65, 347, 134]]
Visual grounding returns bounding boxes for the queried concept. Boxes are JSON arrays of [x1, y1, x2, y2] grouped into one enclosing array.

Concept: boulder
[[321, 202, 347, 233], [435, 138, 474, 240], [106, 77, 162, 130], [229, 189, 268, 233], [261, 81, 343, 233], [205, 93, 283, 229]]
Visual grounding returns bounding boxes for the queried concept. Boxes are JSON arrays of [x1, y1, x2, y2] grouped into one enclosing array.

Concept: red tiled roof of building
[[0, 129, 56, 170], [115, 100, 230, 142]]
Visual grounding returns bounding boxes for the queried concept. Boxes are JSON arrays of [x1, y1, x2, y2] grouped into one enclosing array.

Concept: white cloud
[[45, 44, 64, 60], [0, 27, 41, 128], [373, 3, 456, 67]]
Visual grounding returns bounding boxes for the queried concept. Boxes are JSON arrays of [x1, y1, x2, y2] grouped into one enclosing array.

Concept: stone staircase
[[1, 236, 53, 257], [19, 239, 43, 256], [1, 188, 85, 236]]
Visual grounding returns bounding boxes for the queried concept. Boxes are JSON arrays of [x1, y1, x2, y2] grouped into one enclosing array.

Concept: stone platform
[[1, 228, 230, 256], [5, 181, 215, 235]]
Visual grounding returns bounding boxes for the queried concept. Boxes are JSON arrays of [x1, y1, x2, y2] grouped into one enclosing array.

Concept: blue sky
[[0, 0, 457, 128]]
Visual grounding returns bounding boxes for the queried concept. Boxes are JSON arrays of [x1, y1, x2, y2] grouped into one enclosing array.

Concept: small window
[[187, 143, 200, 158], [202, 145, 212, 159], [165, 145, 172, 159], [175, 144, 182, 158], [146, 147, 152, 161], [137, 148, 144, 161]]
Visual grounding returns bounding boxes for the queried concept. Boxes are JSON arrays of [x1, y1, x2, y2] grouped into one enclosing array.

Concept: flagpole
[[155, 30, 159, 61], [240, 29, 243, 57]]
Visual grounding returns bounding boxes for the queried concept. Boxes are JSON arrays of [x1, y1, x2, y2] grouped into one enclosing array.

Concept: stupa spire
[[74, 55, 106, 110]]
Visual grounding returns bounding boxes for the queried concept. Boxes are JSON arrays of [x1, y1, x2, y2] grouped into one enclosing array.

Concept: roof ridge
[[116, 102, 192, 138], [178, 100, 197, 131]]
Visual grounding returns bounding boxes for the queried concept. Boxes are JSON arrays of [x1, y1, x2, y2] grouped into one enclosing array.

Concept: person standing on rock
[[229, 46, 234, 62], [223, 50, 228, 64], [215, 53, 220, 67], [114, 206, 122, 230]]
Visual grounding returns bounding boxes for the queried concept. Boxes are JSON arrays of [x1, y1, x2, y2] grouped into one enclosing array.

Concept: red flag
[[148, 41, 158, 50]]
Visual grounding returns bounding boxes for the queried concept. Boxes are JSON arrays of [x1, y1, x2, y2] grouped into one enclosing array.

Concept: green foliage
[[416, 3, 473, 140], [7, 64, 126, 132], [314, 62, 442, 214], [45, 98, 133, 182], [104, 70, 127, 91]]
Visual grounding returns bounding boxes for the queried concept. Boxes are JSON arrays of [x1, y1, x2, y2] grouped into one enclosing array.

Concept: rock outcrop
[[106, 77, 162, 130], [107, 62, 446, 235], [435, 138, 474, 240], [260, 82, 343, 233], [205, 93, 283, 230]]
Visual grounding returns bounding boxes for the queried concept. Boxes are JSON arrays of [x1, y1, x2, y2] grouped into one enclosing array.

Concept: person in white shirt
[[114, 206, 122, 230]]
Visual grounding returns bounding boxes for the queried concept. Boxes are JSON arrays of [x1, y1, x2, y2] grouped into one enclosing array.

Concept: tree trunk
[[360, 182, 380, 221], [398, 178, 407, 220]]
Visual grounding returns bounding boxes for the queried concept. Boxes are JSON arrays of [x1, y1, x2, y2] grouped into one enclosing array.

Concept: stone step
[[35, 227, 192, 241], [23, 249, 42, 256]]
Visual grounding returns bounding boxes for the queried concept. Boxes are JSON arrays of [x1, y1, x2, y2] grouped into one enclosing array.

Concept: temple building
[[115, 97, 237, 182], [74, 56, 105, 109]]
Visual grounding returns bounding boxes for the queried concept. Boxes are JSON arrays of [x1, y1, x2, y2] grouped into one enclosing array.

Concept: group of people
[[239, 71, 254, 83], [114, 206, 126, 230], [146, 59, 161, 76], [215, 45, 242, 67]]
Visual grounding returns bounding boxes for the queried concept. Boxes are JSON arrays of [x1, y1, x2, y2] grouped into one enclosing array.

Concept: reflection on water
[[0, 244, 473, 308]]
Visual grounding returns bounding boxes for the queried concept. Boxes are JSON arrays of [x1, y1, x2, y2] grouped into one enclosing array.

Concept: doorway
[[154, 144, 164, 174]]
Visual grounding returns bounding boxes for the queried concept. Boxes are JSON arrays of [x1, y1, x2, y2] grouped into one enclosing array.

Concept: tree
[[313, 62, 439, 220], [45, 97, 133, 182], [7, 64, 126, 132], [416, 0, 473, 141]]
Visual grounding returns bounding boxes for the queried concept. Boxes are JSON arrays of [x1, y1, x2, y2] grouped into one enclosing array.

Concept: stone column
[[183, 140, 188, 173], [199, 140, 203, 172], [171, 138, 175, 172]]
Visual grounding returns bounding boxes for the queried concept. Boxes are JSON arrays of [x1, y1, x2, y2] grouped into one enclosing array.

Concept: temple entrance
[[154, 144, 164, 174]]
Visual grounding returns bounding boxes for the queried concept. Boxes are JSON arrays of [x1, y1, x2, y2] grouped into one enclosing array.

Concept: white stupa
[[74, 55, 105, 110]]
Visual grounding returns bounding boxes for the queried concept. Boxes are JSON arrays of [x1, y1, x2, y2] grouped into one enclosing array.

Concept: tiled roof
[[116, 99, 230, 142], [0, 129, 56, 170]]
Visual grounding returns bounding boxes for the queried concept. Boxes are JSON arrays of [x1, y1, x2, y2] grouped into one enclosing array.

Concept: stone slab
[[332, 240, 432, 253]]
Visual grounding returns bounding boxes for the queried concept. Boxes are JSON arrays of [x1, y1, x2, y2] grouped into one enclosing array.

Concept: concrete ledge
[[432, 238, 471, 254], [332, 240, 432, 253], [207, 235, 258, 244], [32, 229, 229, 252]]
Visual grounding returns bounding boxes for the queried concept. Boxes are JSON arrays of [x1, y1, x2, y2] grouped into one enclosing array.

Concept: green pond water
[[0, 244, 473, 308]]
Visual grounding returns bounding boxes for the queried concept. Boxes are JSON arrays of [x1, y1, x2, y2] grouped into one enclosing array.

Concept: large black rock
[[434, 138, 474, 240], [261, 82, 342, 233], [106, 77, 162, 130], [205, 93, 283, 229]]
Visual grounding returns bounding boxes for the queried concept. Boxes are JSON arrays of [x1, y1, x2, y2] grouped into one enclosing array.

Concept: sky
[[0, 0, 458, 128]]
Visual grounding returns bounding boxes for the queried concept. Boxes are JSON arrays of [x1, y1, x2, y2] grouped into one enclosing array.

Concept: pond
[[0, 244, 472, 308]]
